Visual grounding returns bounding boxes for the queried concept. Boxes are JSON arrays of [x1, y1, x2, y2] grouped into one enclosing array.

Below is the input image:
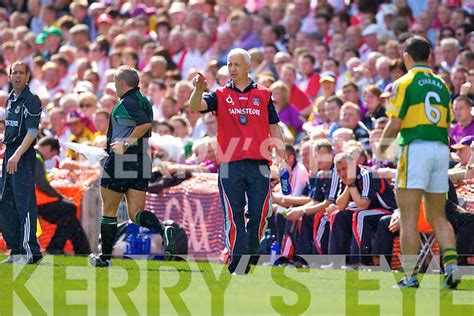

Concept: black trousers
[[38, 200, 90, 254], [373, 211, 474, 266], [372, 215, 396, 266], [218, 159, 272, 273], [0, 146, 41, 259]]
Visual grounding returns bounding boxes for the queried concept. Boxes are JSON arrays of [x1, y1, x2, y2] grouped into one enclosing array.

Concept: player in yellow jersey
[[379, 36, 460, 289]]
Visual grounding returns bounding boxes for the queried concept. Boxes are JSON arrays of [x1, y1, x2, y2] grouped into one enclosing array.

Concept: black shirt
[[107, 87, 153, 155], [3, 85, 41, 145]]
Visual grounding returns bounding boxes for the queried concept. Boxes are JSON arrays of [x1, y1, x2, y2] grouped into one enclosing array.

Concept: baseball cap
[[319, 71, 336, 83], [169, 2, 186, 14], [452, 135, 474, 150], [72, 0, 88, 7], [130, 4, 147, 17], [66, 109, 85, 124], [381, 4, 398, 17], [73, 81, 94, 94], [46, 27, 63, 38], [96, 13, 112, 25], [361, 24, 380, 37], [34, 32, 47, 44]]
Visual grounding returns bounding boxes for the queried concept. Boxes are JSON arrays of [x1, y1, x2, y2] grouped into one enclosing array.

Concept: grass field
[[0, 255, 473, 316]]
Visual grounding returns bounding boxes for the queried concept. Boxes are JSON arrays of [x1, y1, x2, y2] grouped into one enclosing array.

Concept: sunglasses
[[80, 103, 94, 108]]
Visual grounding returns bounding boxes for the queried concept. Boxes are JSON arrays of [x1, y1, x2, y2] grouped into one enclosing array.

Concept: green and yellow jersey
[[386, 65, 454, 146]]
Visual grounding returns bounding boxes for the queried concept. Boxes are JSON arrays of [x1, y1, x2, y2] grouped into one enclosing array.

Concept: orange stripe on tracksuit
[[352, 209, 392, 247], [313, 212, 328, 254], [220, 179, 237, 257], [258, 184, 272, 241]]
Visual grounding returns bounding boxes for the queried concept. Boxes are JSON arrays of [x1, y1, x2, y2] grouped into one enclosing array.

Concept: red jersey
[[203, 80, 280, 163]]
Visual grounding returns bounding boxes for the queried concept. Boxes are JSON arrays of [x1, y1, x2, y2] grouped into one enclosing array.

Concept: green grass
[[0, 255, 473, 316]]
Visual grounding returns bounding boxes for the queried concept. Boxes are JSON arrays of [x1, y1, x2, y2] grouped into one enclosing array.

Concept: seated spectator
[[373, 181, 474, 267], [78, 91, 98, 119], [375, 56, 392, 91], [280, 140, 336, 256], [296, 52, 320, 100], [93, 109, 109, 136], [322, 153, 397, 268], [332, 102, 370, 151], [451, 96, 474, 144], [280, 63, 312, 117], [333, 128, 355, 153], [34, 137, 90, 255], [325, 96, 343, 138], [362, 85, 387, 130], [162, 136, 218, 175], [341, 81, 367, 119], [450, 66, 468, 100], [368, 129, 396, 169], [449, 136, 474, 182], [155, 121, 174, 136], [65, 109, 96, 160], [270, 81, 303, 137], [170, 115, 192, 158]]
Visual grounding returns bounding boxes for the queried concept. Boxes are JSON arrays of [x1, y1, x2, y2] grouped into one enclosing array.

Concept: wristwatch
[[349, 182, 357, 188], [124, 142, 130, 150]]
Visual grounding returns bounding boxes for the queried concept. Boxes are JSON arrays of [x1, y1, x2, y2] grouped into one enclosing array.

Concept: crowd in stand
[[0, 0, 473, 262]]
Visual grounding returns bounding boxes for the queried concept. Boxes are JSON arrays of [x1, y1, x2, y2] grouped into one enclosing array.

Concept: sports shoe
[[29, 254, 44, 264], [442, 266, 462, 289], [0, 255, 14, 264], [393, 277, 419, 288], [88, 253, 111, 267], [320, 262, 339, 270], [163, 226, 177, 259]]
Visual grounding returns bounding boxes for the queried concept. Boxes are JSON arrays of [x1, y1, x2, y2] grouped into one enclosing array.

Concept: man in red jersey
[[190, 48, 288, 274]]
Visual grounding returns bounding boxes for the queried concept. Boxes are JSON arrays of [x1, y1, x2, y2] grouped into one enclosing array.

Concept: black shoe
[[292, 256, 309, 269], [0, 255, 14, 264], [394, 277, 419, 288], [29, 254, 44, 264], [442, 266, 462, 289], [163, 226, 177, 259], [88, 253, 111, 267]]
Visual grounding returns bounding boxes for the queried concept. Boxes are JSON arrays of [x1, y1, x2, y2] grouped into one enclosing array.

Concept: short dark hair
[[156, 121, 175, 133], [38, 137, 60, 153], [9, 61, 31, 77], [404, 36, 431, 62], [454, 95, 473, 107], [299, 52, 315, 64], [326, 96, 344, 108], [115, 65, 140, 88]]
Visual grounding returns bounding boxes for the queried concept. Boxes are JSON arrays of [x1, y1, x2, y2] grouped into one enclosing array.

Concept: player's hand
[[460, 81, 472, 96], [388, 214, 400, 233], [278, 159, 291, 178], [111, 141, 127, 155], [6, 152, 21, 174], [285, 208, 304, 221], [192, 72, 208, 91], [325, 204, 339, 216]]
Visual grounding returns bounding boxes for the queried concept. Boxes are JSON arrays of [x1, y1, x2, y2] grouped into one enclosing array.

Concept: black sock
[[134, 210, 165, 235], [100, 216, 117, 260]]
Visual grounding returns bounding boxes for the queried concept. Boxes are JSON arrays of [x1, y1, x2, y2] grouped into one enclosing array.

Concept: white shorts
[[396, 140, 449, 193]]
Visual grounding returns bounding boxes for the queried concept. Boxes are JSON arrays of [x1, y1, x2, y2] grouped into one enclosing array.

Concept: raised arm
[[190, 72, 209, 112]]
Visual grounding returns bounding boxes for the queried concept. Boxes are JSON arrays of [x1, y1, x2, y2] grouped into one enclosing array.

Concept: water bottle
[[279, 168, 292, 195], [270, 241, 281, 265], [142, 234, 151, 254], [125, 234, 137, 255]]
